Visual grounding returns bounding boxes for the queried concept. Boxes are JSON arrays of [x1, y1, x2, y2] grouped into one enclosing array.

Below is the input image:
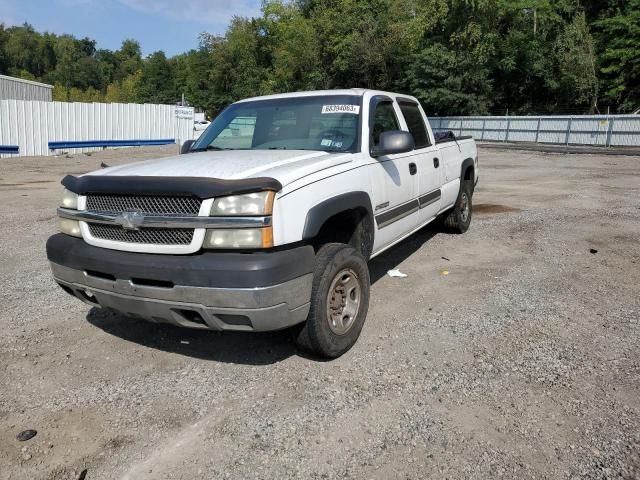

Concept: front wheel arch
[[302, 192, 374, 259]]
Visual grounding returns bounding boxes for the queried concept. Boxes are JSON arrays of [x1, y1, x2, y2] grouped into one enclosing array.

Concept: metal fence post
[[605, 118, 615, 148], [505, 117, 510, 142], [565, 117, 572, 147], [535, 118, 541, 143]]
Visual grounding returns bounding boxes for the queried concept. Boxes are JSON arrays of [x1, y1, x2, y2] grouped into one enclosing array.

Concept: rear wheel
[[443, 182, 472, 233], [294, 243, 370, 359]]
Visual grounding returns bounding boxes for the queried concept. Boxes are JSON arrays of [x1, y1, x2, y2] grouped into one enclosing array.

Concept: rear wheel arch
[[461, 157, 475, 190]]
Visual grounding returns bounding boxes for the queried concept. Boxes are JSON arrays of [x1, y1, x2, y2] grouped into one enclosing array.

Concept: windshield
[[192, 95, 362, 153]]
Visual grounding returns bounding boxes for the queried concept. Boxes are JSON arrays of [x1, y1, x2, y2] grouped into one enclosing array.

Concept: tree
[[306, 0, 417, 89], [172, 41, 218, 113], [260, 1, 323, 92], [0, 2, 637, 113], [202, 17, 268, 112], [104, 70, 142, 103], [3, 23, 41, 77], [595, 0, 640, 111], [555, 12, 599, 112], [0, 24, 7, 73], [404, 43, 493, 115], [115, 39, 143, 81], [136, 51, 177, 104]]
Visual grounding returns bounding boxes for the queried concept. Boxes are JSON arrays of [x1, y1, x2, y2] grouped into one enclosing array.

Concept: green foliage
[[260, 1, 324, 92], [0, 1, 638, 114], [594, 0, 640, 111], [556, 12, 598, 111], [53, 84, 104, 102], [172, 45, 217, 113], [104, 71, 143, 103], [202, 17, 269, 111], [403, 44, 493, 115], [135, 51, 177, 104]]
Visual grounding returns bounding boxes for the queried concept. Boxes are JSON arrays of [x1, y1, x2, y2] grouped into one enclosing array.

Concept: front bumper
[[46, 234, 315, 331]]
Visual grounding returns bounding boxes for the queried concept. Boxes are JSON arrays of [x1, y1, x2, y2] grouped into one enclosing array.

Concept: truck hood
[[90, 149, 353, 188]]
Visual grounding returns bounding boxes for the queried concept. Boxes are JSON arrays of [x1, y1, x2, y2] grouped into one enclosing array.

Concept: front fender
[[302, 191, 373, 240]]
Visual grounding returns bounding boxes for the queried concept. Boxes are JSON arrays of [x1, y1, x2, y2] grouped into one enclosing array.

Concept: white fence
[[429, 115, 640, 147], [5, 105, 639, 157], [0, 100, 195, 157]]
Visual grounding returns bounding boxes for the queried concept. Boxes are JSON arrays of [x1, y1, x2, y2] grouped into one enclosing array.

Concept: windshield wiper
[[191, 145, 230, 152]]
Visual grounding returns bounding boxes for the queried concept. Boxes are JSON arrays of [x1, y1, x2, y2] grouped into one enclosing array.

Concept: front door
[[366, 96, 420, 252]]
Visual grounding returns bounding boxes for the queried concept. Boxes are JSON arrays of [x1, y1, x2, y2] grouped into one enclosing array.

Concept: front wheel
[[294, 243, 370, 359], [442, 182, 473, 233]]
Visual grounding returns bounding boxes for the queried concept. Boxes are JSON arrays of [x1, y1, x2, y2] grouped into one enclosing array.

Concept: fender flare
[[460, 157, 474, 181], [302, 191, 374, 241], [460, 157, 475, 192]]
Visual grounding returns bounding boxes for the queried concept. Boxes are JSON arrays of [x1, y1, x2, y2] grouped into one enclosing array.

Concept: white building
[[0, 74, 53, 102]]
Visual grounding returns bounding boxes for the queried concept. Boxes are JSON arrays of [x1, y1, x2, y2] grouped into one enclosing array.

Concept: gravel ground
[[0, 146, 638, 480]]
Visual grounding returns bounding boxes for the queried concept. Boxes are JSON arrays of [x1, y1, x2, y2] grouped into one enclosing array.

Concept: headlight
[[59, 218, 82, 237], [210, 191, 274, 216], [60, 189, 79, 209], [203, 228, 273, 249]]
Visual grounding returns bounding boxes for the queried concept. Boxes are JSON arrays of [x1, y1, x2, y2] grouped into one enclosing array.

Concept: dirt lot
[[0, 146, 638, 480]]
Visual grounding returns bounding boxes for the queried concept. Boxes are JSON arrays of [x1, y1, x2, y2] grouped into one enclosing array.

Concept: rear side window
[[399, 101, 431, 148]]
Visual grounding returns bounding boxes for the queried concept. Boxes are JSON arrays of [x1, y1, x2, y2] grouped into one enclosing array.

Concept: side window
[[399, 102, 431, 148], [210, 113, 257, 150], [371, 101, 399, 147]]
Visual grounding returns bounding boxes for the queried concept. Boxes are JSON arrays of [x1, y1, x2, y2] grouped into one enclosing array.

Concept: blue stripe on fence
[[0, 145, 19, 154], [48, 139, 176, 150]]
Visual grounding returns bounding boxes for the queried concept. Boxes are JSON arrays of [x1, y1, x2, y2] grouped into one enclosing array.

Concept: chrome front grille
[[86, 194, 202, 216], [88, 224, 194, 245], [84, 194, 201, 247]]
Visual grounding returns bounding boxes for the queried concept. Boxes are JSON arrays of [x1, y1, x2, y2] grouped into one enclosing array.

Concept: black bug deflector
[[61, 175, 283, 199]]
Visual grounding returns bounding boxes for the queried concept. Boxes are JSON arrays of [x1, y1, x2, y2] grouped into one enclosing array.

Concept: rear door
[[366, 95, 420, 251], [396, 99, 443, 224]]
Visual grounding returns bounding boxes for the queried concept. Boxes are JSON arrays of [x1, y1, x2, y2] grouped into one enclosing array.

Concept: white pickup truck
[[47, 89, 478, 358]]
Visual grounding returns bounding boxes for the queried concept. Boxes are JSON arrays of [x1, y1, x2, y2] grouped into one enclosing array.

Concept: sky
[[0, 0, 263, 56]]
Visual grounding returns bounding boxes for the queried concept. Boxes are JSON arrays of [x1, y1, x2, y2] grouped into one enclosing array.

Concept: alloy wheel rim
[[326, 268, 361, 335], [460, 193, 470, 222]]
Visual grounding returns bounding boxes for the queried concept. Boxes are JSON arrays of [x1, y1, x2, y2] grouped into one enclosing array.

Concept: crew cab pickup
[[47, 89, 478, 358]]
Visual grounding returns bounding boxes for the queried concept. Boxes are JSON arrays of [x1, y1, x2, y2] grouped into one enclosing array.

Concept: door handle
[[409, 163, 417, 175], [433, 157, 440, 168]]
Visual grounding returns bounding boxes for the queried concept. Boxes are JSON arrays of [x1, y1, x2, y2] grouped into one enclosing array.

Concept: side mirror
[[180, 139, 195, 154], [371, 130, 415, 157]]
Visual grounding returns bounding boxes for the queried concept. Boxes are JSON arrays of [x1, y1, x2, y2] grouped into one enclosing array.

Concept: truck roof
[[236, 89, 416, 104]]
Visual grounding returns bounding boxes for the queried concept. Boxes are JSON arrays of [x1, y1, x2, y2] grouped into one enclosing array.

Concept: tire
[[443, 182, 473, 233], [294, 243, 370, 359]]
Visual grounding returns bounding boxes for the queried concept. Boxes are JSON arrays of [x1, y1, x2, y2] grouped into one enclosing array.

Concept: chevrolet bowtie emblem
[[117, 211, 145, 230]]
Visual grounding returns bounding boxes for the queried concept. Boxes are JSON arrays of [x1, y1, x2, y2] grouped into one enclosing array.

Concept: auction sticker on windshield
[[321, 105, 360, 114]]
